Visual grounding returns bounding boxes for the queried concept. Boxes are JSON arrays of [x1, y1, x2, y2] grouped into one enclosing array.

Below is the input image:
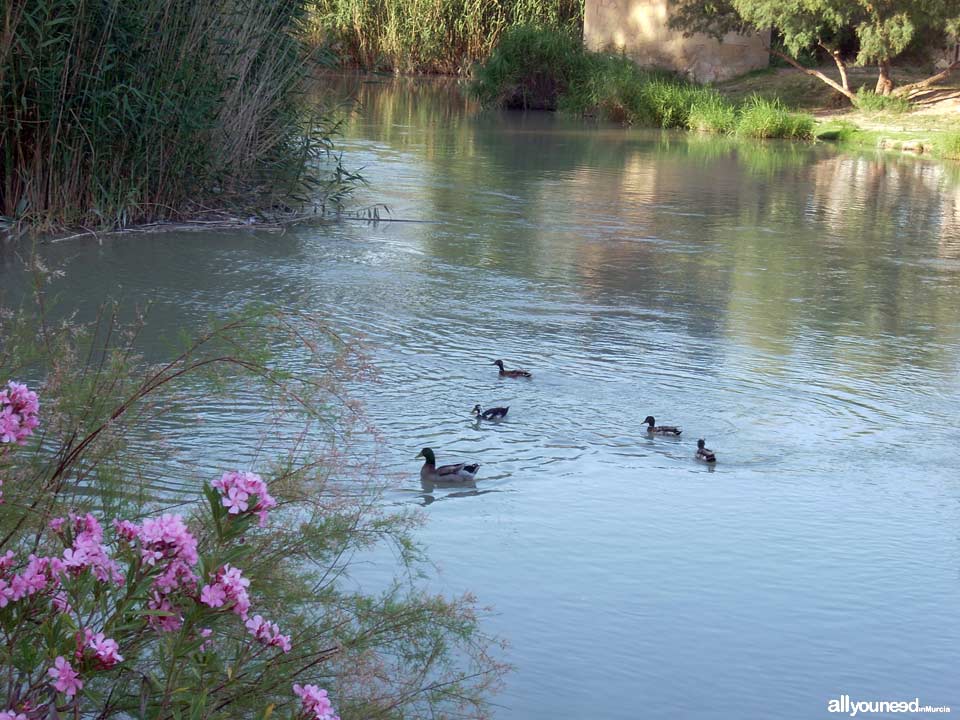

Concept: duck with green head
[[492, 360, 532, 379], [643, 416, 682, 436], [416, 447, 480, 483]]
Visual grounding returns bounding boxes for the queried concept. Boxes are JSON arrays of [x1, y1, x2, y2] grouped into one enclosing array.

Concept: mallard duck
[[643, 416, 682, 435], [416, 447, 480, 483], [493, 359, 532, 378], [696, 438, 717, 463], [472, 404, 509, 420]]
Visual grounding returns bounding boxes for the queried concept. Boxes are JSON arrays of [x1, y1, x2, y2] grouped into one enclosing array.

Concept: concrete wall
[[583, 0, 769, 83]]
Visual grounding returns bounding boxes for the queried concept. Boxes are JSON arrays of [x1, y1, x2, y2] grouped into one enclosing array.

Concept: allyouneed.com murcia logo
[[828, 695, 952, 716]]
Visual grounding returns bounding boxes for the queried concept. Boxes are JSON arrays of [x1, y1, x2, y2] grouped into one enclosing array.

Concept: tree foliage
[[668, 0, 960, 102]]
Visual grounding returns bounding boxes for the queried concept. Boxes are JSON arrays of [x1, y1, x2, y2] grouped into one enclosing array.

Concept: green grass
[[2, 0, 342, 232], [305, 0, 583, 73], [473, 29, 814, 140], [735, 96, 814, 139], [854, 87, 912, 114], [938, 131, 960, 159]]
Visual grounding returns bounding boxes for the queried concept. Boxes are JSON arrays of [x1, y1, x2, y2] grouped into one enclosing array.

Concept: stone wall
[[583, 0, 769, 82]]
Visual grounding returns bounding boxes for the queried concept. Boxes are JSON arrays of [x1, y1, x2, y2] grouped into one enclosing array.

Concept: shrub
[[471, 25, 589, 110], [735, 96, 814, 139], [854, 87, 913, 114], [0, 264, 504, 719]]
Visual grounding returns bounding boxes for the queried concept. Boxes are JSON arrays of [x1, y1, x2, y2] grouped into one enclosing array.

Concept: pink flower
[[82, 630, 123, 668], [199, 564, 250, 618], [48, 656, 83, 697], [293, 684, 339, 720], [245, 614, 292, 653], [0, 711, 28, 720], [0, 381, 40, 446], [136, 514, 198, 567], [49, 517, 66, 533], [224, 486, 249, 514], [147, 592, 183, 633], [112, 519, 139, 542], [61, 514, 123, 586], [213, 471, 277, 526], [199, 583, 226, 608]]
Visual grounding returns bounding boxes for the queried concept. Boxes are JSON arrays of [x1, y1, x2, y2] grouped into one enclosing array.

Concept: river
[[4, 76, 960, 719]]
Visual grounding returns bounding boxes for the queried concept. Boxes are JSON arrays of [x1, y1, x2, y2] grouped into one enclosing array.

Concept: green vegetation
[[0, 263, 505, 717], [305, 0, 583, 73], [854, 88, 912, 114], [735, 96, 815, 139], [471, 24, 588, 109], [472, 27, 814, 139], [1, 0, 347, 234], [941, 131, 960, 160], [667, 0, 960, 103]]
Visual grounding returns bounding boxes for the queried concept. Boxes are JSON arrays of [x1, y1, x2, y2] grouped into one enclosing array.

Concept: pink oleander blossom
[[61, 514, 123, 586], [48, 656, 83, 697], [0, 381, 40, 446], [112, 519, 139, 542], [199, 563, 250, 618], [245, 614, 292, 653], [136, 514, 198, 566], [293, 684, 339, 720], [3, 555, 65, 606], [213, 471, 277, 527], [82, 630, 124, 668], [147, 592, 183, 633]]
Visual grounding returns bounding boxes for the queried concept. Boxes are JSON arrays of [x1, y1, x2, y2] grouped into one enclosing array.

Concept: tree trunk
[[767, 46, 857, 103], [893, 61, 960, 98], [875, 59, 894, 95], [819, 42, 850, 93]]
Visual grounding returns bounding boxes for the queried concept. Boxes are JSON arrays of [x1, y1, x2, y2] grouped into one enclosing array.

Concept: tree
[[668, 0, 960, 103]]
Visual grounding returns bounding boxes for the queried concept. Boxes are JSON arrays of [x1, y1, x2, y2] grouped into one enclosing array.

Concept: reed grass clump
[[735, 96, 815, 139], [940, 131, 960, 160], [1, 0, 342, 233], [305, 0, 583, 73]]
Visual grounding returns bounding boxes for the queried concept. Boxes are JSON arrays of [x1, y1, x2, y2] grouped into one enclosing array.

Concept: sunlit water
[[4, 76, 960, 719]]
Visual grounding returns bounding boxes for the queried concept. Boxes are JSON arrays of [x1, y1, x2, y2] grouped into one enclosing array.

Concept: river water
[[5, 77, 960, 718]]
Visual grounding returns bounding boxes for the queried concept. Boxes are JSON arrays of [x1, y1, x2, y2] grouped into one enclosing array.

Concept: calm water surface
[[5, 77, 960, 719]]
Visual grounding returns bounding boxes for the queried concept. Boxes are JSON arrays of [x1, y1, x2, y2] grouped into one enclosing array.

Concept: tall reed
[[1, 0, 339, 232], [305, 0, 583, 73]]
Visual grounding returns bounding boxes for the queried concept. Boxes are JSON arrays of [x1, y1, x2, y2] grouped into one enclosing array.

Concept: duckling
[[493, 360, 532, 379], [696, 438, 717, 463], [472, 404, 509, 420], [643, 416, 682, 436], [416, 447, 480, 483]]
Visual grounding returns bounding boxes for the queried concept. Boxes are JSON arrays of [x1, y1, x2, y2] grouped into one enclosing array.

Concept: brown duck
[[493, 359, 532, 379]]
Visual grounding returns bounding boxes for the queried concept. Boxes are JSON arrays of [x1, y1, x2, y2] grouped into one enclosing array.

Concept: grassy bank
[[305, 0, 582, 73], [471, 27, 814, 139], [2, 0, 347, 235], [717, 66, 960, 161]]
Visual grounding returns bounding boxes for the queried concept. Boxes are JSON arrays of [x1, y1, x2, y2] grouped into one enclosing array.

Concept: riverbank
[[717, 66, 960, 161]]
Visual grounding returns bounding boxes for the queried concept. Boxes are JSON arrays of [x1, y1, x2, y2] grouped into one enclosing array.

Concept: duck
[[696, 438, 717, 463], [416, 447, 480, 483], [643, 416, 682, 435], [472, 404, 509, 420], [493, 360, 532, 379]]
